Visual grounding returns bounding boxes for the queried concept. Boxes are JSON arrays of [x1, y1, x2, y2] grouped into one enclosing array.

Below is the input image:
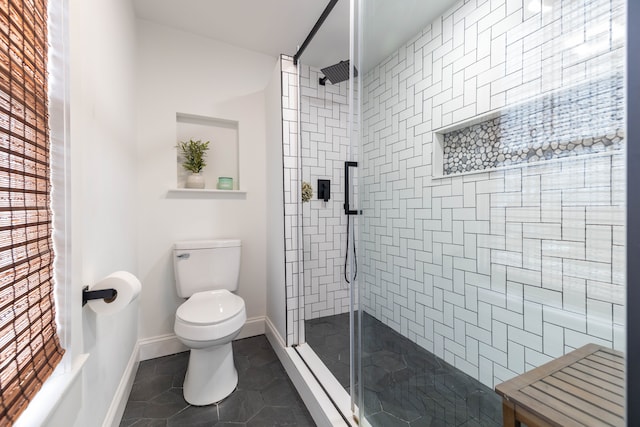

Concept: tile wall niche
[[300, 64, 354, 320], [441, 74, 624, 175], [360, 0, 625, 390]]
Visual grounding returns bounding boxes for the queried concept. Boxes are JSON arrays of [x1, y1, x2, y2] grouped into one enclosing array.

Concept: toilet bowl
[[172, 239, 245, 406], [175, 290, 247, 405]]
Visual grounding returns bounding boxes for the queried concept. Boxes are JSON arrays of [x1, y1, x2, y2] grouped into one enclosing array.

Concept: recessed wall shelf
[[432, 74, 624, 177], [176, 112, 240, 190], [167, 188, 247, 199]]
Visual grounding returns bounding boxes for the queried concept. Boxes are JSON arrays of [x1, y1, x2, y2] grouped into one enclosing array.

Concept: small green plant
[[177, 139, 210, 173]]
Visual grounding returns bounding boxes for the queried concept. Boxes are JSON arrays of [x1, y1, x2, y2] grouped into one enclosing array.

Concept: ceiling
[[133, 0, 458, 73]]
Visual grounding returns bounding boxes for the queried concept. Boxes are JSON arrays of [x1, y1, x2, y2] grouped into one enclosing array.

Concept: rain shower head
[[319, 60, 358, 85]]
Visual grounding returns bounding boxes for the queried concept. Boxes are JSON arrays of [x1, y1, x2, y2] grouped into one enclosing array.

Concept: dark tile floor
[[306, 312, 503, 427], [120, 335, 316, 427]]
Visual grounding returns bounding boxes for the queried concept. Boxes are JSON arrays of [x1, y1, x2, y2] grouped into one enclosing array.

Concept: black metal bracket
[[293, 0, 340, 65], [344, 161, 359, 215], [82, 286, 117, 306], [319, 76, 328, 86]]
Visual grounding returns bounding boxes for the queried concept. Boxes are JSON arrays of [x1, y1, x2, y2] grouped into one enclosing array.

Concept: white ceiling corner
[[133, 0, 459, 72]]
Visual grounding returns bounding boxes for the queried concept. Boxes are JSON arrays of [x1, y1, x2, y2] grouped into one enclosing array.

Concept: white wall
[[68, 0, 139, 425], [135, 20, 276, 342], [265, 60, 287, 342]]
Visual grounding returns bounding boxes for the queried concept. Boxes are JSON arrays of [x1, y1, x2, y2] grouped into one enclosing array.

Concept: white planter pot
[[186, 173, 205, 189]]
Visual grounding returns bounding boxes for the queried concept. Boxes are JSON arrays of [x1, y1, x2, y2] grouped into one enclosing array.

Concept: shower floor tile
[[120, 335, 315, 427], [306, 312, 503, 427]]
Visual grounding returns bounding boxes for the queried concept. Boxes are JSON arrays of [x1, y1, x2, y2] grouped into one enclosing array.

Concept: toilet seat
[[175, 290, 246, 343], [177, 289, 244, 325]]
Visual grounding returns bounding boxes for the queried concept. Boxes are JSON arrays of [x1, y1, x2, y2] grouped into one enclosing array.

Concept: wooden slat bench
[[495, 343, 625, 427]]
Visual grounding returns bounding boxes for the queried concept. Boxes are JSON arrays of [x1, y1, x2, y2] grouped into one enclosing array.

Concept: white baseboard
[[237, 315, 266, 339], [138, 334, 188, 361], [265, 316, 287, 349], [102, 343, 139, 427], [139, 316, 266, 361], [265, 317, 347, 427]]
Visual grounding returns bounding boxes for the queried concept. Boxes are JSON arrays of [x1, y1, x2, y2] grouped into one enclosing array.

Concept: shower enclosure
[[282, 0, 628, 425], [294, 6, 359, 397]]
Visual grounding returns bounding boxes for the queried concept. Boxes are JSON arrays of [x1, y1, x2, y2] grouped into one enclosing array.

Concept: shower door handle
[[344, 161, 358, 215]]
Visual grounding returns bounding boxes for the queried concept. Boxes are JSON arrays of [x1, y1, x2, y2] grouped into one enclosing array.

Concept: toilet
[[173, 239, 246, 405]]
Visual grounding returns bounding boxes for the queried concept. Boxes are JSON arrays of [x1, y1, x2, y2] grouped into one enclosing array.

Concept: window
[[0, 0, 64, 423]]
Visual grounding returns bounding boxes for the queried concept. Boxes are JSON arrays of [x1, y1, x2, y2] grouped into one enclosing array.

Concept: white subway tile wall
[[300, 64, 354, 319], [360, 0, 625, 389], [281, 55, 305, 346], [282, 56, 359, 343]]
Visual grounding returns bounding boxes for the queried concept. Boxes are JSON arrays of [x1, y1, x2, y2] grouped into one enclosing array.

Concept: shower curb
[[265, 317, 348, 427]]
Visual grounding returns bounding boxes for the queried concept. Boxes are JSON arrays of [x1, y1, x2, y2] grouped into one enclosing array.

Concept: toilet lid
[[176, 289, 245, 325]]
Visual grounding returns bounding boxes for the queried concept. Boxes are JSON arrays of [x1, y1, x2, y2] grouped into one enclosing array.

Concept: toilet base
[[183, 341, 238, 405]]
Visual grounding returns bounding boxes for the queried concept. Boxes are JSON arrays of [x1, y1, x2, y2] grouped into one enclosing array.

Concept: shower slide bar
[[344, 161, 358, 215], [293, 0, 340, 65]]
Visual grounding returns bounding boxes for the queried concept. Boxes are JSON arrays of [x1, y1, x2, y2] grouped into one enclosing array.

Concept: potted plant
[[177, 139, 210, 188]]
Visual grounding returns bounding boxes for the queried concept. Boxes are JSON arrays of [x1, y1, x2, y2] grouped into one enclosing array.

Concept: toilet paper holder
[[82, 286, 117, 306]]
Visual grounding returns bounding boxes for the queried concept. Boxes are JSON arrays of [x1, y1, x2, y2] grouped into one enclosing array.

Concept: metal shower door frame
[[348, 0, 362, 419]]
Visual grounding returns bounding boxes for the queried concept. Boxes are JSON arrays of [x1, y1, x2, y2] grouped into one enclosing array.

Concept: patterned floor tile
[[120, 336, 315, 427], [306, 312, 503, 426]]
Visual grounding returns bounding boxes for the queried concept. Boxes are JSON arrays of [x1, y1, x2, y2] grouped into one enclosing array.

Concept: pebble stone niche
[[443, 74, 624, 175]]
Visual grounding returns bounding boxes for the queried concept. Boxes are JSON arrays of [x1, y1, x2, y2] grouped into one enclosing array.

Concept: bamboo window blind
[[0, 0, 64, 424]]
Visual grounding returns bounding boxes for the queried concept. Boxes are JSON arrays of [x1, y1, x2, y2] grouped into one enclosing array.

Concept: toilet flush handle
[[176, 253, 190, 259]]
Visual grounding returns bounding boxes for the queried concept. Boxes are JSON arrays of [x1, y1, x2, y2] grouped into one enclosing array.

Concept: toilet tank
[[173, 239, 241, 298]]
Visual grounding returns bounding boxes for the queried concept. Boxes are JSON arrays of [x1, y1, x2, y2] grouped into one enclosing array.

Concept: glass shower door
[[291, 0, 361, 422], [356, 0, 627, 426]]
